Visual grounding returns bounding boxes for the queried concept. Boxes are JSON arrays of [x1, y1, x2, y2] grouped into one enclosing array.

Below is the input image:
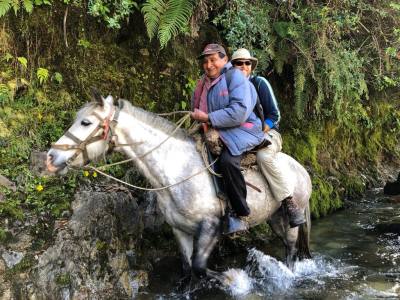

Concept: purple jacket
[[192, 63, 264, 156]]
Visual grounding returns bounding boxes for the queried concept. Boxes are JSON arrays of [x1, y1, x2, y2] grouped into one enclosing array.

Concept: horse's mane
[[118, 99, 190, 141], [75, 99, 191, 141]]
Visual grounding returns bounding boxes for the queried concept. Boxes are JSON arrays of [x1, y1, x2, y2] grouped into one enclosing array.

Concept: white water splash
[[218, 248, 352, 298], [222, 268, 254, 297], [247, 248, 295, 291]]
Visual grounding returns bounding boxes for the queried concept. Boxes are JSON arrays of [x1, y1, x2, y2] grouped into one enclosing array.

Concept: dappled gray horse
[[46, 92, 312, 281]]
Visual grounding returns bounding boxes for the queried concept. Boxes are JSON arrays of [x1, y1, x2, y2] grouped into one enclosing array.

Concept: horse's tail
[[296, 202, 312, 259]]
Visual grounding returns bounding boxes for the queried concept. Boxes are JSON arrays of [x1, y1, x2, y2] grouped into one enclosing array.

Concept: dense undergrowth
[[0, 0, 399, 236]]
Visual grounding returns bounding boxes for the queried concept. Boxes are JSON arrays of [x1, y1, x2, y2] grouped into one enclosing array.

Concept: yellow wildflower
[[83, 170, 89, 177], [92, 171, 98, 178], [36, 184, 44, 192]]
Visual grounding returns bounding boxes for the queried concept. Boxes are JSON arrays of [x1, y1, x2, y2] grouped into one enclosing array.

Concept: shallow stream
[[136, 189, 400, 299]]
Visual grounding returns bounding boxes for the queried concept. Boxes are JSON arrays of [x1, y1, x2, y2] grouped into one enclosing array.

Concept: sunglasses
[[233, 60, 252, 66]]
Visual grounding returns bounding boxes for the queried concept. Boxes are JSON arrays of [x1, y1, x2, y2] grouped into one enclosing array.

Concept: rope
[[96, 112, 191, 171], [201, 142, 222, 177], [157, 110, 191, 116], [87, 157, 218, 191]]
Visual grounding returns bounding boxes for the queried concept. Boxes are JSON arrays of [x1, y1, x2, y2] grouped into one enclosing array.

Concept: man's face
[[202, 53, 228, 79]]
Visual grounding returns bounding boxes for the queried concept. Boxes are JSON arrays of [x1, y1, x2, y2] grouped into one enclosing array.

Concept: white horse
[[46, 91, 312, 281]]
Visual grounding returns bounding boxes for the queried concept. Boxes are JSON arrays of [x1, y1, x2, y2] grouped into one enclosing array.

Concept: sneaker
[[283, 197, 306, 228], [222, 215, 249, 235]]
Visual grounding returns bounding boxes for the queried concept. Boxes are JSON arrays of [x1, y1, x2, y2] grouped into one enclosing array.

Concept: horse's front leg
[[173, 228, 193, 274], [172, 228, 195, 290], [192, 217, 221, 279]]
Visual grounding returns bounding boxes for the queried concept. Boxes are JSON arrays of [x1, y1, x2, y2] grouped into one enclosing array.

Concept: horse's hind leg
[[268, 205, 299, 270], [192, 217, 221, 279]]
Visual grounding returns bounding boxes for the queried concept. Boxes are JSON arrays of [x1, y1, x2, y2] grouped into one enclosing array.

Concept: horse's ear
[[104, 95, 114, 106], [91, 87, 103, 106]]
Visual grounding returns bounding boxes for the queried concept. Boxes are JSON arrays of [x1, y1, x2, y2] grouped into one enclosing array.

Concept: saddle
[[201, 127, 271, 169], [190, 128, 271, 170]]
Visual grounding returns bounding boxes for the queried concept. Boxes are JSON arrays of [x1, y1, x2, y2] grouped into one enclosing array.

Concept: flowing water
[[136, 189, 400, 299]]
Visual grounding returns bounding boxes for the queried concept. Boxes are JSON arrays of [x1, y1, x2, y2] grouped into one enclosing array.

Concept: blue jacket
[[193, 63, 264, 156], [250, 76, 281, 129]]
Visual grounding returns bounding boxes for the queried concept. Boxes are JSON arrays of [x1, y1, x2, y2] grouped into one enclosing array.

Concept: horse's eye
[[81, 119, 92, 126]]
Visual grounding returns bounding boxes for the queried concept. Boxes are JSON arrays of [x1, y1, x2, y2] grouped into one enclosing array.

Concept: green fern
[[142, 0, 166, 40], [0, 0, 13, 17], [142, 0, 194, 48], [0, 0, 36, 17], [22, 0, 33, 13]]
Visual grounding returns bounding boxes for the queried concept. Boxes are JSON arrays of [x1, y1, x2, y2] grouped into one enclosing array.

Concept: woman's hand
[[263, 124, 271, 133]]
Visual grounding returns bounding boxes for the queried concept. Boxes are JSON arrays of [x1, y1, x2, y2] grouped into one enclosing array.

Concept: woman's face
[[233, 60, 252, 77]]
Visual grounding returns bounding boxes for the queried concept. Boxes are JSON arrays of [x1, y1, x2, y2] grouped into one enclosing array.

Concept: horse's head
[[46, 90, 116, 174]]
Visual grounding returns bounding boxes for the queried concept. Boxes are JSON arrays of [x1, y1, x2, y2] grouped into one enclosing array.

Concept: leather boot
[[283, 197, 306, 228]]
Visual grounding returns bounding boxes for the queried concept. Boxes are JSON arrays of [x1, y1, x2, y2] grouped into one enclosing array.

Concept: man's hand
[[191, 108, 209, 123], [263, 124, 271, 133]]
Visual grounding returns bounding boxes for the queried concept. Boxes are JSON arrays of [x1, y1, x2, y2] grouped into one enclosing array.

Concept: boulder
[[0, 174, 16, 192], [383, 172, 400, 195], [26, 187, 165, 299]]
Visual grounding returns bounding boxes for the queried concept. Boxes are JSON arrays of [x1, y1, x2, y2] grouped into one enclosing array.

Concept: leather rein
[[51, 105, 121, 166]]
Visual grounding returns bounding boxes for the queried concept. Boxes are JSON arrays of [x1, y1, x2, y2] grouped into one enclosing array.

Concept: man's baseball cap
[[198, 43, 227, 59]]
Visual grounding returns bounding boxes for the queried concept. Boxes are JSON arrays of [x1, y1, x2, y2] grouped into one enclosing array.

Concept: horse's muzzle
[[46, 153, 66, 174]]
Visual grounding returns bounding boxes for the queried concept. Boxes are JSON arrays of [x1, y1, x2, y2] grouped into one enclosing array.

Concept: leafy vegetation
[[142, 0, 194, 48]]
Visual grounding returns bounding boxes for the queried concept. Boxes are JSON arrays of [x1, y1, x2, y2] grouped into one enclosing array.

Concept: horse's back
[[244, 152, 311, 225]]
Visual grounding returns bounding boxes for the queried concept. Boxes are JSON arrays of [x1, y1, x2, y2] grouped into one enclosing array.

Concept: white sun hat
[[231, 48, 258, 70]]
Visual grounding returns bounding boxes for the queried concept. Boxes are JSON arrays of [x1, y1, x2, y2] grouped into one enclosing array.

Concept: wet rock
[[1, 250, 24, 268], [383, 172, 400, 195], [30, 189, 149, 299], [0, 174, 16, 192]]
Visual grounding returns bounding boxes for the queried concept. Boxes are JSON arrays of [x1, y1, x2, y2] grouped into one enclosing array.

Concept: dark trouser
[[219, 148, 250, 216]]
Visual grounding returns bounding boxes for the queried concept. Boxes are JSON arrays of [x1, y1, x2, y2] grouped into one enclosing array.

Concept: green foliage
[[36, 67, 49, 85], [0, 0, 51, 17], [213, 0, 273, 71], [214, 0, 400, 123], [17, 56, 27, 68], [310, 176, 342, 218], [52, 72, 63, 84], [77, 38, 91, 49], [142, 0, 194, 48], [0, 227, 12, 243], [55, 273, 71, 286], [88, 0, 139, 29]]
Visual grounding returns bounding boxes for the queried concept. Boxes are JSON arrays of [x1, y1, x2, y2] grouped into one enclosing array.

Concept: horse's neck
[[115, 111, 202, 188]]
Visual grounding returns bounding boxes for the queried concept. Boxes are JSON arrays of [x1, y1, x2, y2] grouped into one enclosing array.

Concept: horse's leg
[[173, 228, 193, 274], [192, 217, 221, 279], [268, 205, 299, 270], [172, 228, 195, 289]]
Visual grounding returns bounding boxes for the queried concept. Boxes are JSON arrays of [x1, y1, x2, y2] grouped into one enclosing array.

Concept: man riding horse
[[191, 44, 305, 232]]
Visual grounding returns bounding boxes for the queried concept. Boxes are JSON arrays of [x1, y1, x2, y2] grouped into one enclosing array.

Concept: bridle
[[51, 105, 120, 166]]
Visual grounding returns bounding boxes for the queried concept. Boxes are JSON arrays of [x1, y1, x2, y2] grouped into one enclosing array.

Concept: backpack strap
[[250, 76, 265, 131]]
